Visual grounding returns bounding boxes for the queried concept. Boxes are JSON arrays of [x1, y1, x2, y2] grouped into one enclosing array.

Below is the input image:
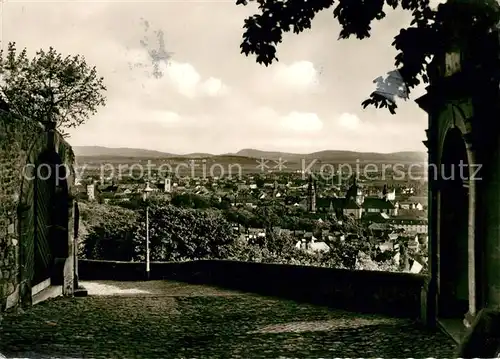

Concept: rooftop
[[0, 280, 456, 358], [361, 197, 395, 209]]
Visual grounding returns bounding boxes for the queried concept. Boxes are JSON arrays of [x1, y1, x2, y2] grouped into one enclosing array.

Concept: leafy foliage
[[224, 207, 257, 227], [227, 234, 325, 266], [237, 0, 500, 112], [254, 201, 281, 229], [0, 42, 107, 132], [265, 231, 297, 257], [78, 200, 401, 272], [170, 192, 212, 209], [134, 205, 236, 261], [79, 202, 139, 261]]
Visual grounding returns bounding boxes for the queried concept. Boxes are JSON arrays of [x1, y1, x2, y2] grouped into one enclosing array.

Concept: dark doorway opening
[[33, 151, 69, 287], [438, 128, 469, 319]]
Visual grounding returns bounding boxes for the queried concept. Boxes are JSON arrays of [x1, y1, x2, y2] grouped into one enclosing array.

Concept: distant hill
[[234, 148, 426, 163], [184, 153, 214, 158], [74, 146, 426, 164], [73, 146, 175, 158], [73, 146, 216, 159]]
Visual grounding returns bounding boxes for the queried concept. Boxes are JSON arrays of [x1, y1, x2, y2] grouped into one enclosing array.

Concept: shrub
[[79, 202, 139, 261], [78, 201, 404, 272], [134, 205, 236, 261]]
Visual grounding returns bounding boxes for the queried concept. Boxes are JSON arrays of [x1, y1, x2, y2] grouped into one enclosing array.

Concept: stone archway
[[32, 150, 70, 289], [438, 127, 470, 319], [414, 14, 500, 337], [17, 124, 78, 306], [418, 92, 480, 330]]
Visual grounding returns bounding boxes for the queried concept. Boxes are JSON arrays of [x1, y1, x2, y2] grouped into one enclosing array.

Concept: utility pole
[[143, 182, 153, 280]]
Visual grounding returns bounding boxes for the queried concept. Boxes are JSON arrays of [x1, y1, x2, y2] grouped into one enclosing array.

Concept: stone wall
[[0, 109, 76, 313], [0, 111, 42, 311], [79, 259, 427, 319]]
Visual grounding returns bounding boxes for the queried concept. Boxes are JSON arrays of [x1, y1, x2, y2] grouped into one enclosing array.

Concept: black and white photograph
[[0, 0, 499, 357]]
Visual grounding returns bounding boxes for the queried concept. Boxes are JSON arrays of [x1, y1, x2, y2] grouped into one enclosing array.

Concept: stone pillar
[[73, 201, 80, 289], [464, 132, 477, 326], [62, 197, 75, 296], [425, 149, 439, 326], [482, 130, 500, 309], [436, 187, 443, 284], [418, 104, 439, 326], [16, 203, 33, 309]]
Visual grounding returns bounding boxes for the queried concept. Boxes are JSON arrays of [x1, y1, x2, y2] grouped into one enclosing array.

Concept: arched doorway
[[32, 150, 69, 291], [438, 128, 469, 319]]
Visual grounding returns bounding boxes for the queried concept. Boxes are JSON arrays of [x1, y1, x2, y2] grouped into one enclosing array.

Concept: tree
[[170, 193, 193, 207], [237, 0, 500, 114], [224, 207, 255, 228], [79, 202, 139, 261], [216, 196, 232, 210], [170, 193, 212, 209], [254, 201, 281, 229], [320, 238, 360, 270], [192, 194, 211, 209], [0, 42, 106, 132], [134, 205, 236, 261], [265, 232, 297, 258]]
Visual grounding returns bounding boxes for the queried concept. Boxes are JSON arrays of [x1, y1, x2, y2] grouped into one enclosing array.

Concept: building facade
[[0, 112, 81, 313], [416, 16, 500, 329]]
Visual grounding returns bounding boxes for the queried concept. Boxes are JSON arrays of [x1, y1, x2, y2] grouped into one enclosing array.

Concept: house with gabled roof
[[389, 217, 428, 234], [362, 197, 397, 215], [344, 198, 362, 219]]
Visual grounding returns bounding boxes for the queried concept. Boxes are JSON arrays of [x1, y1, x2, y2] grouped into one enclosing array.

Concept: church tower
[[346, 176, 364, 205], [307, 174, 316, 213]]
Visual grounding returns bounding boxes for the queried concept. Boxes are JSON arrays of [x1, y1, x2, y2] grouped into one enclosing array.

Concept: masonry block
[[0, 110, 78, 313]]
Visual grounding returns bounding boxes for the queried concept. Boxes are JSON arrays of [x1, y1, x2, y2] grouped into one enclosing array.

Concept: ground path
[[0, 280, 457, 358]]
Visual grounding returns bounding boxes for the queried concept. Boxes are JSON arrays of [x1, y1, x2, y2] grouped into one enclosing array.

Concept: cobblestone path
[[0, 280, 457, 358]]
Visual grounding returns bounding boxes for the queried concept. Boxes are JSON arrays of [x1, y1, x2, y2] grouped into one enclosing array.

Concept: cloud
[[201, 77, 229, 97], [4, 1, 428, 154], [272, 61, 319, 93], [125, 47, 229, 99], [165, 61, 201, 97], [148, 110, 182, 126], [246, 60, 323, 106], [337, 113, 361, 130], [281, 112, 323, 133], [160, 61, 229, 98]]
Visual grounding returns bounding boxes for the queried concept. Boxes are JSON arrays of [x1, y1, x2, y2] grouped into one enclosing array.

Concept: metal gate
[[33, 162, 55, 286]]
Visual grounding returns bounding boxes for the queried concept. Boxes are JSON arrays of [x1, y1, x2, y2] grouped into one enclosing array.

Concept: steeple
[[346, 175, 358, 199], [307, 174, 316, 213], [346, 174, 364, 205]]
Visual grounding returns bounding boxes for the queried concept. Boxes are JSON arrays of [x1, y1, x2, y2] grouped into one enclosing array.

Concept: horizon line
[[73, 145, 427, 156]]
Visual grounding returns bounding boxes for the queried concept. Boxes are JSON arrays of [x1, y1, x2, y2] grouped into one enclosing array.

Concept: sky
[[1, 0, 445, 154]]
